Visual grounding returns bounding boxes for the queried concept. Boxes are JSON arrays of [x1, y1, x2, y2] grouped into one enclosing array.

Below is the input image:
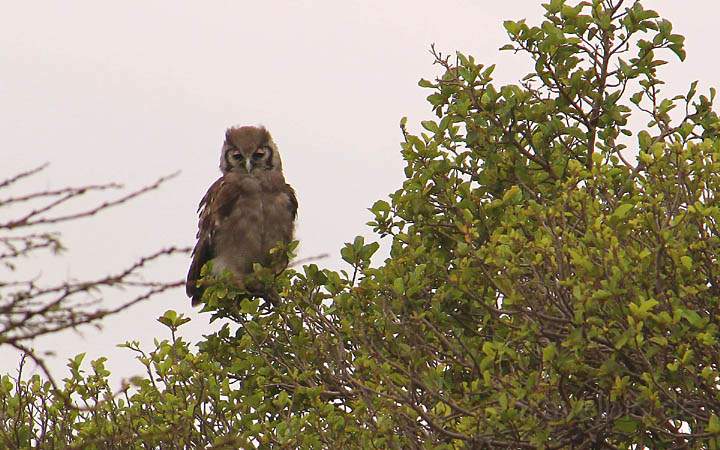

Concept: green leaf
[[542, 344, 557, 363], [638, 130, 652, 150], [371, 200, 391, 213], [392, 278, 405, 296], [418, 79, 434, 88], [708, 414, 720, 434], [69, 353, 86, 370], [360, 242, 380, 260], [612, 203, 634, 221], [503, 20, 520, 36], [421, 120, 439, 133], [502, 185, 522, 203], [240, 298, 260, 315], [614, 416, 639, 433], [680, 309, 704, 328]]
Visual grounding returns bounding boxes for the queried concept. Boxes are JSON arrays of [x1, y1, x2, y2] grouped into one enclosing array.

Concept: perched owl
[[186, 126, 297, 305]]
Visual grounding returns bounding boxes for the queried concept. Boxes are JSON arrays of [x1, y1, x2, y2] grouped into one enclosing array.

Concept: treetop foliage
[[3, 0, 720, 448]]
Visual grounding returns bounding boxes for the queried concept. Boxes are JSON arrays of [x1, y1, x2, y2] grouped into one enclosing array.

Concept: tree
[[3, 0, 720, 448], [0, 165, 188, 394]]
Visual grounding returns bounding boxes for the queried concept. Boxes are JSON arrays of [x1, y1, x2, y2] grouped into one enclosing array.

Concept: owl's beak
[[245, 159, 253, 173]]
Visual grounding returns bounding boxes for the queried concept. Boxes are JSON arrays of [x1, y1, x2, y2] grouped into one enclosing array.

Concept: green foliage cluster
[[3, 0, 720, 448]]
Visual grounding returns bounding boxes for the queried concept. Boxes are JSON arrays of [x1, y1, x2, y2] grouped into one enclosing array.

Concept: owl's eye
[[231, 152, 243, 160], [252, 149, 267, 160]]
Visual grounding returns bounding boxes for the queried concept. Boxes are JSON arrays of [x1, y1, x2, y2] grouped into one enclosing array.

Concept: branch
[[0, 164, 48, 190], [0, 171, 179, 230]]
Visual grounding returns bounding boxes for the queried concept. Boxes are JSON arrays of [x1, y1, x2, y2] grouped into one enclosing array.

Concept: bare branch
[[0, 165, 189, 396], [0, 172, 179, 230], [0, 163, 49, 190]]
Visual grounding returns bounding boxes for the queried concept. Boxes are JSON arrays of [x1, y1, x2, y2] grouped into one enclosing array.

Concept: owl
[[186, 126, 298, 306]]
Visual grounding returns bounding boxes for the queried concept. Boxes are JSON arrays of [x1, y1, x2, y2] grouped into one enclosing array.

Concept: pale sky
[[1, 1, 719, 386]]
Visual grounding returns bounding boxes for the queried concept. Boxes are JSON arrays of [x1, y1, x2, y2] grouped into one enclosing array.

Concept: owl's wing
[[186, 177, 241, 305], [284, 183, 298, 220]]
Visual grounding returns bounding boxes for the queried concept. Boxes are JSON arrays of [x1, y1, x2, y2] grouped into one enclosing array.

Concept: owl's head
[[220, 126, 281, 175]]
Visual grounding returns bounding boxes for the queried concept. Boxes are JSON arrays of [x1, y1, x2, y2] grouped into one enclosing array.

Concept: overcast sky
[[2, 1, 719, 386]]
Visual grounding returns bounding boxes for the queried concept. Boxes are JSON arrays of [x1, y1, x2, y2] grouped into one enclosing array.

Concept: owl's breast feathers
[[185, 171, 297, 305]]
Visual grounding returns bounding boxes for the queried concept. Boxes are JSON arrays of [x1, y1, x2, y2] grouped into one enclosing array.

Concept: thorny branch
[[0, 164, 190, 393]]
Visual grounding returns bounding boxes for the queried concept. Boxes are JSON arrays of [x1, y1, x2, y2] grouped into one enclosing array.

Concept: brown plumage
[[186, 126, 297, 305]]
